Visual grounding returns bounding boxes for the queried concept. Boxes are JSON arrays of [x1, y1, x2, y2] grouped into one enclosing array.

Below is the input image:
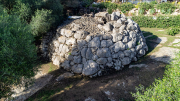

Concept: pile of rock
[[46, 12, 148, 77]]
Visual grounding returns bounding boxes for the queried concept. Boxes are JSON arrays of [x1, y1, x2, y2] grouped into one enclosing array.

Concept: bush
[[157, 2, 176, 14], [12, 1, 32, 22], [138, 8, 145, 15], [138, 2, 154, 11], [118, 2, 135, 13], [149, 8, 156, 15], [108, 8, 113, 14], [0, 7, 37, 98], [132, 15, 180, 29], [132, 52, 180, 100], [167, 27, 180, 36], [30, 9, 55, 36]]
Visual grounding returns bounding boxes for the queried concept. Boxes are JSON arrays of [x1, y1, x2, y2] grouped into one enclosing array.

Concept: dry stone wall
[[46, 12, 148, 77]]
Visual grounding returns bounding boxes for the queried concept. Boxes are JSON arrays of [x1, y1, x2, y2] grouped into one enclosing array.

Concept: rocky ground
[[5, 18, 180, 101]]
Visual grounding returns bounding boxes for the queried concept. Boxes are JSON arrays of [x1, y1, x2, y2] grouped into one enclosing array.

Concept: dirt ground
[[26, 54, 166, 101]]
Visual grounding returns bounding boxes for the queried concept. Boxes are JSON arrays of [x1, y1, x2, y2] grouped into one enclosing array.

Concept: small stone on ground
[[129, 64, 148, 68], [169, 39, 180, 46]]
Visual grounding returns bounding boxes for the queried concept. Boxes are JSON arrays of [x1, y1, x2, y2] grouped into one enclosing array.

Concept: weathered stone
[[119, 51, 125, 58], [71, 50, 79, 56], [119, 25, 126, 33], [53, 40, 60, 48], [112, 52, 120, 59], [115, 12, 121, 17], [101, 40, 107, 48], [107, 57, 112, 62], [121, 57, 131, 65], [114, 60, 121, 70], [81, 48, 87, 58], [135, 44, 143, 51], [96, 58, 107, 64], [97, 48, 111, 58], [122, 36, 129, 43], [52, 56, 61, 66], [77, 40, 87, 50], [58, 44, 64, 53], [92, 55, 98, 60], [103, 23, 113, 32], [95, 12, 108, 17], [61, 60, 70, 70], [82, 58, 87, 65], [74, 30, 89, 39], [112, 33, 123, 42], [127, 40, 134, 49], [124, 50, 131, 57], [70, 61, 75, 65], [129, 31, 136, 38], [98, 24, 103, 29], [66, 54, 74, 61], [91, 47, 98, 53], [114, 41, 126, 52], [72, 64, 83, 73], [86, 35, 92, 42], [60, 29, 66, 36], [123, 30, 129, 36], [111, 12, 118, 21], [102, 34, 113, 40], [56, 72, 74, 82], [88, 37, 100, 48], [66, 38, 76, 45], [127, 25, 137, 31], [61, 45, 69, 54], [106, 62, 113, 67], [86, 48, 93, 60], [114, 23, 122, 28], [58, 36, 66, 44], [82, 60, 99, 76], [65, 29, 73, 37], [73, 55, 82, 64], [139, 49, 145, 55], [106, 40, 113, 47]]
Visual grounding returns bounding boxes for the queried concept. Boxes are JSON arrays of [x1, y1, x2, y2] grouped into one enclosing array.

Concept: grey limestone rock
[[121, 57, 131, 65], [77, 40, 87, 50], [82, 60, 99, 76], [102, 34, 113, 40], [96, 58, 108, 64], [65, 29, 73, 37], [124, 50, 131, 57], [92, 55, 98, 60], [61, 60, 70, 70], [88, 37, 100, 48], [112, 33, 123, 42], [114, 41, 126, 52], [86, 35, 92, 42], [73, 55, 82, 64], [81, 48, 87, 58], [97, 48, 111, 58], [86, 48, 93, 60], [58, 36, 66, 44], [74, 30, 89, 39], [103, 23, 113, 32], [72, 64, 83, 74]]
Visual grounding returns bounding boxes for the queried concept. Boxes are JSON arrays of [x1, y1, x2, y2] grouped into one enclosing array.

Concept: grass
[[131, 52, 180, 101], [48, 63, 55, 73], [131, 28, 180, 100]]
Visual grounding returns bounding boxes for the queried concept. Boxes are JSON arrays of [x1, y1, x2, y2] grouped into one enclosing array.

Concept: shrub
[[149, 8, 156, 15], [138, 2, 154, 11], [138, 8, 145, 15], [118, 2, 135, 13], [150, 1, 157, 4], [132, 15, 180, 29], [12, 1, 32, 22], [108, 8, 113, 14], [30, 9, 55, 36], [0, 7, 37, 98], [132, 52, 180, 100], [157, 2, 176, 14], [167, 27, 180, 36]]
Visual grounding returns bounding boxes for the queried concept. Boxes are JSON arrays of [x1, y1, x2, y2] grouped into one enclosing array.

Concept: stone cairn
[[42, 12, 148, 78]]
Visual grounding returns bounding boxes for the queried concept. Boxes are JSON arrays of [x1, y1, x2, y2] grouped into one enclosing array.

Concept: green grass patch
[[131, 52, 180, 100]]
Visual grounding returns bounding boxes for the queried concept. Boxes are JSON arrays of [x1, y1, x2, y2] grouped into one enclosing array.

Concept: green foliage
[[157, 2, 176, 14], [167, 27, 180, 36], [132, 15, 180, 29], [138, 2, 154, 11], [149, 8, 156, 15], [30, 9, 55, 36], [132, 52, 180, 100], [0, 7, 37, 98], [108, 8, 113, 14], [138, 8, 145, 15], [1, 0, 64, 36], [150, 1, 157, 4], [82, 0, 93, 7], [12, 1, 32, 22], [118, 3, 135, 13]]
